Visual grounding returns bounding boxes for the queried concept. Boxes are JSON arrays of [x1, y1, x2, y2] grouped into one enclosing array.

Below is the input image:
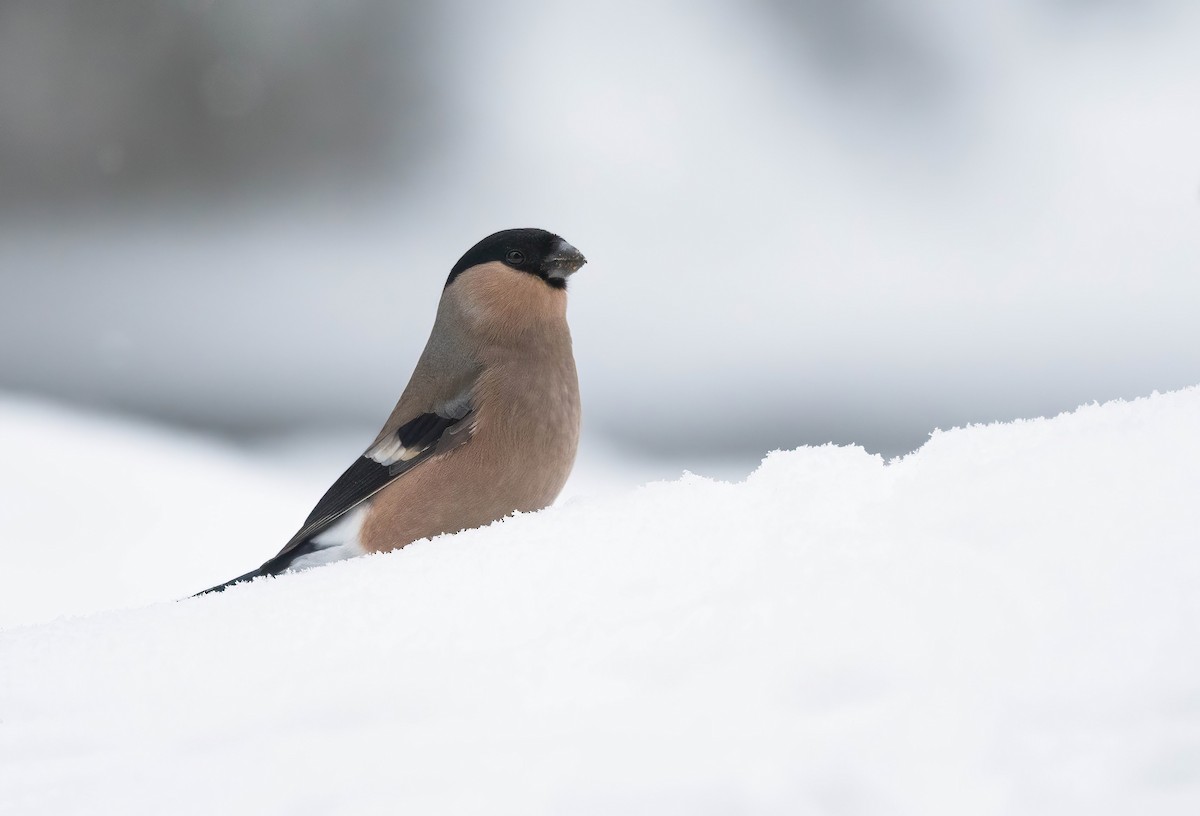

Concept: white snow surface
[[2, 387, 1200, 814]]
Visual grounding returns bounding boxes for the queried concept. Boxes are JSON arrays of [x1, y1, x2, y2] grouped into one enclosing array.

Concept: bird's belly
[[359, 368, 579, 553]]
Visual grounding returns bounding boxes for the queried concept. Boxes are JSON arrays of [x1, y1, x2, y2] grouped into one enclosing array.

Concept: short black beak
[[545, 240, 587, 279]]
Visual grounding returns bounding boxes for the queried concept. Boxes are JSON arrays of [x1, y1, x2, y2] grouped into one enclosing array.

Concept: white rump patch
[[288, 503, 369, 571]]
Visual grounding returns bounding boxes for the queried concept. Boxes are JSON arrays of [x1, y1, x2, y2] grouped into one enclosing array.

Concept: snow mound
[[2, 388, 1199, 814], [0, 398, 317, 627]]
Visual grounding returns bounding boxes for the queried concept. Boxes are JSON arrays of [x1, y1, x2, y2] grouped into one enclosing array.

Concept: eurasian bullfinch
[[198, 228, 585, 594]]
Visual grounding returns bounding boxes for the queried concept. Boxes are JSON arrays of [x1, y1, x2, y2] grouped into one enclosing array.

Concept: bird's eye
[[505, 249, 526, 265]]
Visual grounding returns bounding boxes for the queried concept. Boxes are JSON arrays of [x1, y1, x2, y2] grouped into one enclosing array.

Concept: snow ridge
[[1, 387, 1199, 814]]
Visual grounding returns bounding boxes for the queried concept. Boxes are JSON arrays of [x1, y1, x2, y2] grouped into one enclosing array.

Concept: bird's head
[[446, 228, 586, 291]]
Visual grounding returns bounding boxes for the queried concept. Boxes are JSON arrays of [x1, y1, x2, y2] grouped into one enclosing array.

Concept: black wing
[[193, 405, 476, 595], [270, 408, 475, 563]]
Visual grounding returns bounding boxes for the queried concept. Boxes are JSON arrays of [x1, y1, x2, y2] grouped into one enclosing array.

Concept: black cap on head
[[446, 228, 586, 290]]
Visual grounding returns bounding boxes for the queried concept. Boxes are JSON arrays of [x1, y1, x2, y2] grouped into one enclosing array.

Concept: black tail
[[193, 564, 274, 597], [192, 539, 331, 597]]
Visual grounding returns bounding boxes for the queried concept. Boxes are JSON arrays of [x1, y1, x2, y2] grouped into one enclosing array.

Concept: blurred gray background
[[1, 0, 1198, 477]]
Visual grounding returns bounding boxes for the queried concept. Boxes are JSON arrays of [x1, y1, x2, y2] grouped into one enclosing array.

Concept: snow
[[2, 387, 1200, 814], [0, 400, 660, 629]]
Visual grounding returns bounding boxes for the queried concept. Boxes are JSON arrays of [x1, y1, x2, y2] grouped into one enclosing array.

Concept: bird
[[197, 228, 586, 594]]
